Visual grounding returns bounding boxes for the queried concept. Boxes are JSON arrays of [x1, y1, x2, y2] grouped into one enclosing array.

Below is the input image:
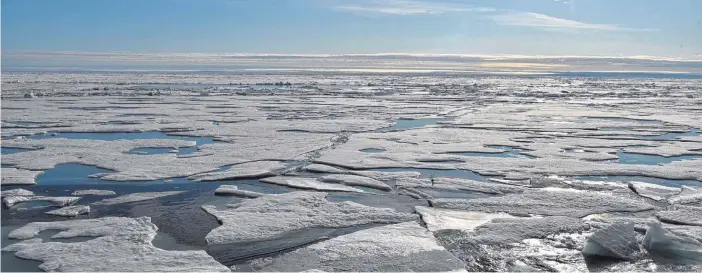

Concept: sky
[[2, 0, 702, 72]]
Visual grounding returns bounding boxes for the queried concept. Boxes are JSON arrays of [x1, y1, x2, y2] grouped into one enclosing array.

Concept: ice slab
[[94, 191, 186, 205], [1, 188, 34, 197], [3, 216, 230, 272], [656, 206, 702, 226], [45, 205, 90, 217], [256, 221, 466, 272], [3, 196, 80, 208], [71, 189, 117, 196], [432, 188, 655, 218], [669, 186, 702, 205], [643, 221, 702, 264], [414, 206, 516, 232], [202, 191, 417, 245], [628, 181, 681, 201], [433, 177, 525, 194], [188, 161, 286, 181], [318, 174, 392, 191], [260, 176, 364, 192], [214, 185, 265, 198], [582, 222, 641, 260], [1, 168, 40, 185]]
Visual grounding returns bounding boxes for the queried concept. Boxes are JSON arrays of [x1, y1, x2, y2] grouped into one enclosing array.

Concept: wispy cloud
[[490, 11, 656, 32], [332, 0, 653, 32], [334, 0, 492, 15]]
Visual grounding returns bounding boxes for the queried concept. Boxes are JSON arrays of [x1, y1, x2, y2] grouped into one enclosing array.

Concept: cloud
[[489, 11, 656, 32], [333, 0, 492, 15]]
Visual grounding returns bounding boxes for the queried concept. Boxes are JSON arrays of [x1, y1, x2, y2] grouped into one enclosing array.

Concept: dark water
[[617, 151, 702, 165], [0, 147, 34, 155], [360, 148, 386, 153]]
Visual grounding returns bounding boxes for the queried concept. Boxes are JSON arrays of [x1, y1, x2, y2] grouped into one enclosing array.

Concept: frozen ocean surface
[[2, 71, 702, 272]]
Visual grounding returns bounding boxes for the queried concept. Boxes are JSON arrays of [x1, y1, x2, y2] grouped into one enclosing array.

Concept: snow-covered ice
[[214, 185, 265, 198], [256, 221, 467, 272], [45, 205, 90, 217], [2, 216, 230, 272], [202, 191, 417, 245], [94, 191, 185, 205]]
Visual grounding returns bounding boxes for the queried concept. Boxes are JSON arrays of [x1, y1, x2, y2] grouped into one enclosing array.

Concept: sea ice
[[71, 189, 117, 196], [45, 205, 90, 217], [1, 188, 34, 197], [3, 196, 81, 208], [1, 168, 40, 185], [582, 222, 641, 260], [3, 216, 230, 272], [656, 206, 702, 226], [94, 191, 185, 205], [628, 181, 682, 201], [202, 191, 417, 245], [260, 176, 364, 192], [414, 206, 516, 232], [256, 221, 467, 272], [432, 188, 655, 217], [214, 185, 265, 198], [643, 221, 702, 263], [188, 161, 286, 181], [318, 174, 392, 191]]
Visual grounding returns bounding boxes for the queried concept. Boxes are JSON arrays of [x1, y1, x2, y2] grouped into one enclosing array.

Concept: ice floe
[[71, 189, 117, 196], [432, 188, 655, 217], [582, 222, 642, 260], [656, 206, 702, 226], [45, 205, 90, 217], [94, 191, 186, 205], [318, 174, 392, 191], [2, 216, 230, 272], [1, 188, 34, 197], [188, 161, 286, 181], [628, 181, 682, 201], [214, 185, 265, 198], [1, 168, 40, 185], [255, 221, 467, 272], [260, 176, 364, 192], [643, 221, 702, 263], [202, 191, 417, 245], [3, 196, 80, 209], [414, 206, 516, 232]]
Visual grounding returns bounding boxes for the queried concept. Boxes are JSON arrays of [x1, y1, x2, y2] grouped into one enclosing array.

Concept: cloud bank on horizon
[[1, 0, 700, 70], [4, 51, 702, 74]]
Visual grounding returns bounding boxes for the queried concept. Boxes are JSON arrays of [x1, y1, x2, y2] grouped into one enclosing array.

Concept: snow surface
[[202, 191, 417, 245]]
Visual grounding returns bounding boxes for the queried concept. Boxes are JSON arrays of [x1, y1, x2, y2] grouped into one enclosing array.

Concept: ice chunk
[[643, 221, 702, 263], [214, 185, 265, 198], [260, 176, 364, 192], [257, 222, 466, 272], [302, 163, 349, 174], [318, 174, 392, 191], [95, 191, 185, 205], [415, 206, 516, 232], [202, 191, 417, 245], [432, 188, 654, 218], [656, 206, 702, 226], [188, 161, 286, 181], [71, 189, 117, 196], [3, 216, 229, 272], [582, 222, 641, 260], [45, 205, 90, 217], [4, 196, 80, 208], [628, 181, 681, 202], [1, 188, 34, 197], [669, 186, 702, 205], [433, 177, 525, 194], [1, 168, 40, 185]]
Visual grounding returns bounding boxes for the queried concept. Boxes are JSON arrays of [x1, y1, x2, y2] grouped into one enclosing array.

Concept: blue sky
[[2, 0, 701, 57]]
